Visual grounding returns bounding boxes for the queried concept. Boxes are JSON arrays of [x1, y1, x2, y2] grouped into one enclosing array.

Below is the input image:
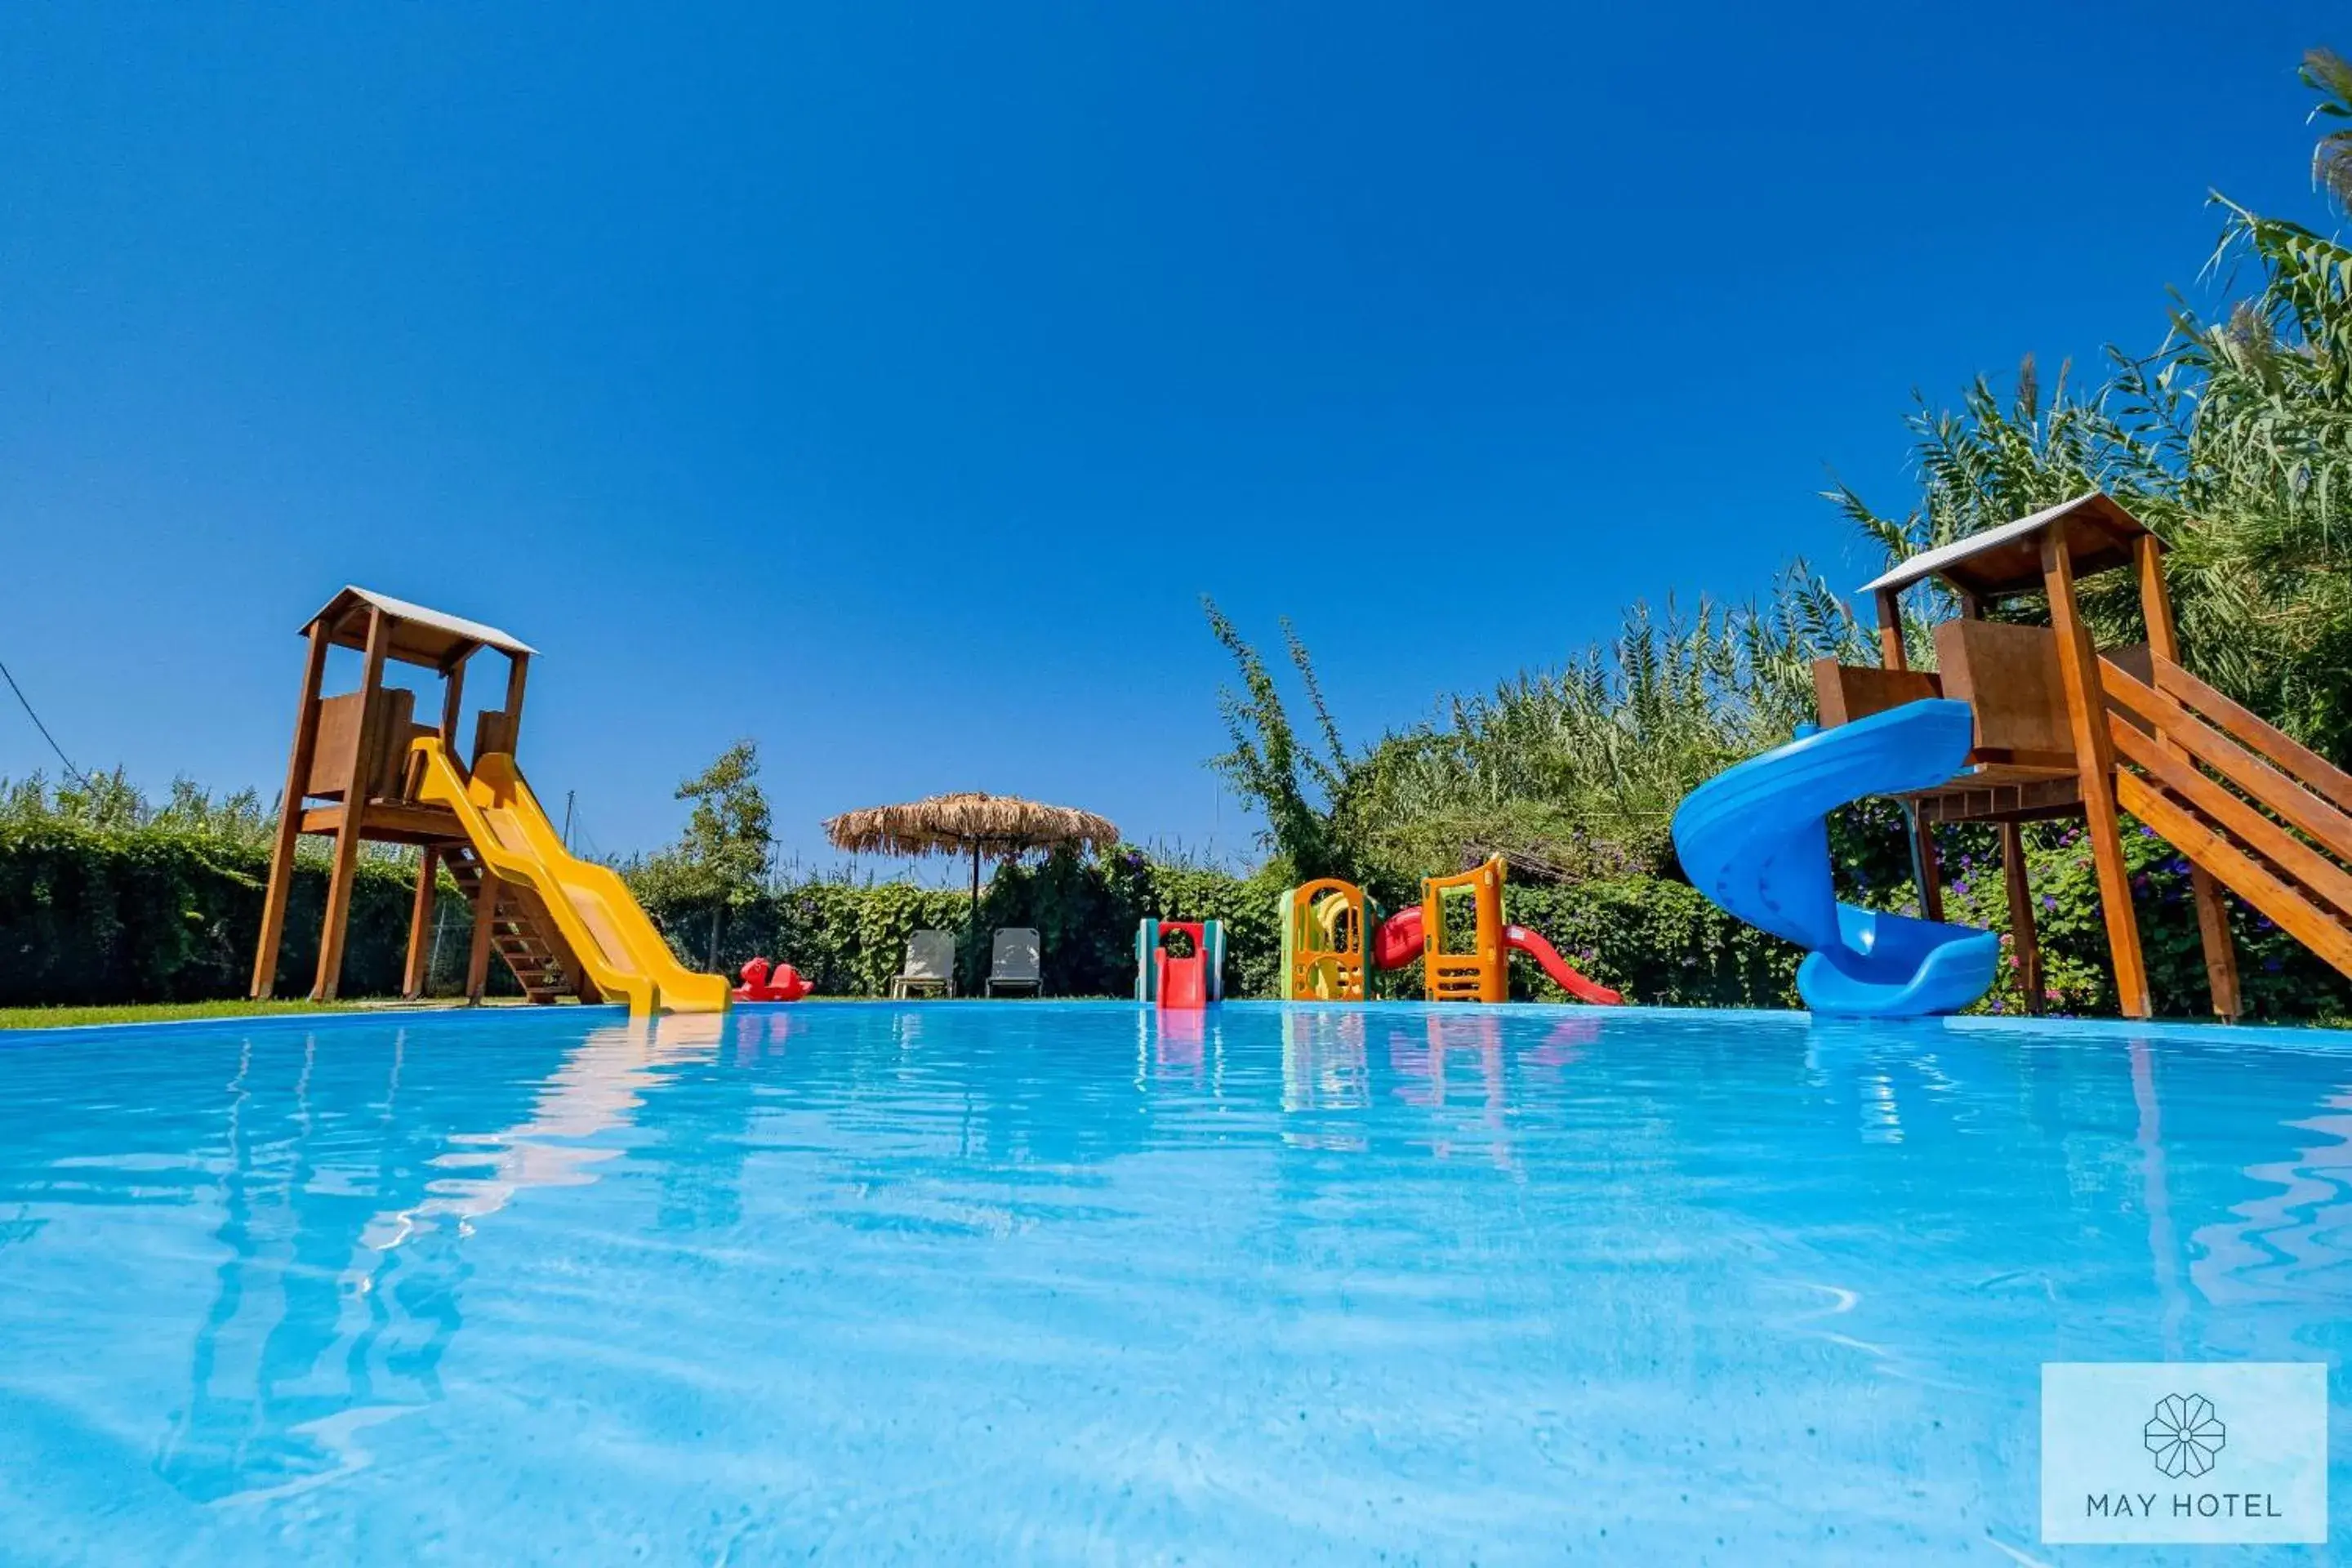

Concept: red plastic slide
[[1501, 925, 1622, 1005], [1156, 950, 1208, 1009], [1373, 906, 1424, 970], [1369, 906, 1621, 1004]]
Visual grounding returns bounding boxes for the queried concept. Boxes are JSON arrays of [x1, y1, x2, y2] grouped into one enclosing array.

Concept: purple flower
[[2042, 895, 2058, 911], [1953, 880, 1970, 897]]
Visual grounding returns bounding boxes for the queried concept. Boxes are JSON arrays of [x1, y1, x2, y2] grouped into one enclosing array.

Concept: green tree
[[1832, 46, 2352, 764], [634, 740, 773, 964], [1202, 597, 1356, 882], [1337, 571, 1870, 889]]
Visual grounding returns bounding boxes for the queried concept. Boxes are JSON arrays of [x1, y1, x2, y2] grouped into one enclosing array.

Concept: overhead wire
[[0, 654, 89, 786]]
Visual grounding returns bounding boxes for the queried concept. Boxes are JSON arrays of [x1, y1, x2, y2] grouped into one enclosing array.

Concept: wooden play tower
[[251, 587, 582, 1005], [1813, 492, 2352, 1019]]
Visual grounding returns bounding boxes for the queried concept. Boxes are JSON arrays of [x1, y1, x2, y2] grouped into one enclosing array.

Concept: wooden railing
[[2100, 653, 2352, 978]]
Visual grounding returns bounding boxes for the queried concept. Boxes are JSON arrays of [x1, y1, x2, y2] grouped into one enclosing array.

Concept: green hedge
[[7, 818, 2345, 1020], [1924, 816, 2352, 1022], [0, 821, 475, 1006], [1500, 880, 1801, 1007], [633, 850, 1297, 1000], [629, 848, 1799, 1008]]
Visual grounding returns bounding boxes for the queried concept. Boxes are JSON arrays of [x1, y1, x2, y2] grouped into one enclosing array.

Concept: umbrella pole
[[969, 844, 981, 934]]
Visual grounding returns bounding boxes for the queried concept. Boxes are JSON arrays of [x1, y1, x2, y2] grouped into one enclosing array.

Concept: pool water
[[0, 1000, 2345, 1564]]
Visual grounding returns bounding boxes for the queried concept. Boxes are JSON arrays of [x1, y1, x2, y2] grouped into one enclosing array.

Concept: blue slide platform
[[1671, 699, 2001, 1018]]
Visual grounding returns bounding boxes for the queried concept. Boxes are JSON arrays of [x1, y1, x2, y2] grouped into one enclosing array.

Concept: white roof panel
[[1855, 493, 2102, 596], [305, 586, 537, 657]]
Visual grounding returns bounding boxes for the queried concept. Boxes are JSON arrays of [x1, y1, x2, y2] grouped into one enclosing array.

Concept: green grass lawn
[[0, 996, 522, 1031]]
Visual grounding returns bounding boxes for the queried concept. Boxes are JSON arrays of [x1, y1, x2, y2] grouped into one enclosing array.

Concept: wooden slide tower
[[1814, 492, 2352, 1019], [249, 587, 585, 1005]]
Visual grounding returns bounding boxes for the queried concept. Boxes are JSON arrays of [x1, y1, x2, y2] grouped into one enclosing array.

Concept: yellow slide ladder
[[411, 737, 730, 1014]]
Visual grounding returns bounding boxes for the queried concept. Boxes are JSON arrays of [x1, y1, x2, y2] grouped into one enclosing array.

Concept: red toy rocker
[[733, 957, 814, 1002]]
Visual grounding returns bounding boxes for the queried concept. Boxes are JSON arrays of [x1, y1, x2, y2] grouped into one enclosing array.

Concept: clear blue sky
[[0, 2, 2337, 875]]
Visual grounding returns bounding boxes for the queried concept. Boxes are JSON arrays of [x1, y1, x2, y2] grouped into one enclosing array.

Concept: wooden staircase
[[442, 842, 587, 1004], [2101, 652, 2352, 980]]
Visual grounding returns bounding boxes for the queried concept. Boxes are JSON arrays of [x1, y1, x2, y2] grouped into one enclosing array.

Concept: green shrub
[[626, 847, 1294, 999], [626, 845, 1798, 1006], [5, 806, 2341, 1021], [0, 817, 476, 1005], [1502, 879, 1802, 1008], [1929, 817, 2352, 1022]]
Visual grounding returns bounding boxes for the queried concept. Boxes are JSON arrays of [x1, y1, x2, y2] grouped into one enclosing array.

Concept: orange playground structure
[[247, 588, 729, 1015], [1418, 860, 1509, 1001], [1280, 856, 1621, 1004]]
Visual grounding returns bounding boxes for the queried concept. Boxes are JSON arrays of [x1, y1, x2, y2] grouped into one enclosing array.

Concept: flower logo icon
[[2145, 1393, 2225, 1478]]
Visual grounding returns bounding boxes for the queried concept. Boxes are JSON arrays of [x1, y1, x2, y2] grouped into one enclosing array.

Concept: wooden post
[[439, 650, 470, 746], [967, 844, 984, 993], [420, 650, 473, 1004], [251, 624, 331, 999], [1956, 589, 1984, 621], [466, 875, 497, 1003], [2001, 820, 2042, 1014], [2134, 533, 2173, 654], [1905, 805, 1944, 923], [2189, 871, 2240, 1018], [1874, 587, 1907, 670], [313, 608, 393, 1002], [2044, 529, 2151, 1018], [502, 653, 529, 757], [403, 848, 439, 999], [466, 647, 507, 1002], [2136, 534, 2240, 1019]]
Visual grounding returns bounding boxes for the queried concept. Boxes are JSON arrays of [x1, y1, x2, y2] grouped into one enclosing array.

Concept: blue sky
[[0, 2, 2338, 876]]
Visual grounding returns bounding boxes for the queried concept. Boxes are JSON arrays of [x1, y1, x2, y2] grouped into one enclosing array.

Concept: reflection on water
[[2132, 1036, 2189, 1358], [371, 1013, 728, 1247], [1136, 1004, 1219, 1088], [152, 1027, 468, 1503], [0, 1002, 2347, 1563], [1280, 1009, 1369, 1152], [2188, 1066, 2352, 1318], [1385, 1010, 1516, 1168], [732, 1004, 806, 1067], [150, 1015, 728, 1503]]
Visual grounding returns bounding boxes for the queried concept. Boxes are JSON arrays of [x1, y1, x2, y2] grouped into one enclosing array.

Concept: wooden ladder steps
[[443, 844, 580, 1003], [2103, 658, 2352, 981]]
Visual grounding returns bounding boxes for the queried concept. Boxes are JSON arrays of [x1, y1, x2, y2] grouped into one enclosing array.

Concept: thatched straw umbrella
[[822, 791, 1120, 932]]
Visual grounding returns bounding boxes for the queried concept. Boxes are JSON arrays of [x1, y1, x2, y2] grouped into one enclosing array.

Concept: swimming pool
[[0, 1000, 2343, 1562]]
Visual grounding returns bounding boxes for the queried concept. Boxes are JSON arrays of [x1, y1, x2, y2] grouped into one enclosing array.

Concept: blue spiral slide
[[1671, 699, 2001, 1017]]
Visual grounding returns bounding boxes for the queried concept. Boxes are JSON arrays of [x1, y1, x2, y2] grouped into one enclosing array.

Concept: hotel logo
[[2042, 1363, 2326, 1544]]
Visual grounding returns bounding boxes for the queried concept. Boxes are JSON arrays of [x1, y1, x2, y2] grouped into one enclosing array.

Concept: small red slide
[[1370, 907, 1621, 1004], [1502, 925, 1622, 1005], [1373, 906, 1425, 970]]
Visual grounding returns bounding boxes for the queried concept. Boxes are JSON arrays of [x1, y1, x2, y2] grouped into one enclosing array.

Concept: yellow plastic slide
[[411, 737, 730, 1014]]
